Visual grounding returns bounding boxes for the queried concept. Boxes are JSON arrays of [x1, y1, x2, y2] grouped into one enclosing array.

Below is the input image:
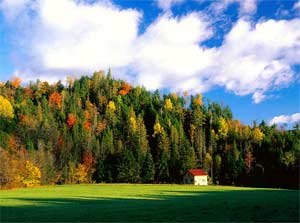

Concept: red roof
[[188, 169, 207, 176]]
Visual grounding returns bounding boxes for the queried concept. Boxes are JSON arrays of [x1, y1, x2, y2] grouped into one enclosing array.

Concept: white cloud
[[252, 91, 266, 104], [38, 0, 141, 71], [1, 0, 299, 104], [268, 113, 300, 125], [134, 12, 215, 91], [209, 18, 300, 102], [293, 1, 300, 11], [210, 0, 257, 16], [1, 0, 141, 81], [156, 0, 185, 11]]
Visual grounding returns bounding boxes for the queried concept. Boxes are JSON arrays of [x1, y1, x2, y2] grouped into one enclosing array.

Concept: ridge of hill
[[0, 71, 299, 189]]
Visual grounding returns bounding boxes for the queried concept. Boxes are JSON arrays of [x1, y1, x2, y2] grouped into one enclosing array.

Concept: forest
[[0, 70, 299, 189]]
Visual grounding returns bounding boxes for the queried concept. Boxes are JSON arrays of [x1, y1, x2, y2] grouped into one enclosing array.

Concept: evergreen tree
[[155, 151, 169, 183], [117, 148, 140, 183], [141, 150, 155, 183]]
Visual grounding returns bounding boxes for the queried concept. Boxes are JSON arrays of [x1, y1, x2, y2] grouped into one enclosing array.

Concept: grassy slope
[[0, 184, 299, 222]]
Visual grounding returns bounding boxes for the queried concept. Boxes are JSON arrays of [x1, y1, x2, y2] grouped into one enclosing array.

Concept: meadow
[[0, 184, 299, 222]]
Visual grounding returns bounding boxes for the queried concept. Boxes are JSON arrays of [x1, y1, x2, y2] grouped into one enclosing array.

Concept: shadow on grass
[[1, 189, 299, 222]]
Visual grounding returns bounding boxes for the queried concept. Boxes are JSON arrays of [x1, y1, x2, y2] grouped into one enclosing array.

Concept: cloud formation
[[293, 1, 300, 11], [2, 0, 141, 81], [134, 12, 215, 91], [209, 0, 257, 16], [156, 0, 185, 11], [268, 113, 300, 125], [1, 0, 299, 104], [210, 18, 300, 103]]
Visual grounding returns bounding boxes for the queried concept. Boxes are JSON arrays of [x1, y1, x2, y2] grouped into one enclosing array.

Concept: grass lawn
[[0, 184, 299, 222]]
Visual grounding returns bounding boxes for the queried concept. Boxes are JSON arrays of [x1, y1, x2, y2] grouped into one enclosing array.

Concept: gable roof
[[188, 169, 207, 176]]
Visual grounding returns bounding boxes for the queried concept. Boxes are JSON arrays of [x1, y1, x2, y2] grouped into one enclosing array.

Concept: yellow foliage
[[219, 117, 229, 139], [129, 108, 137, 132], [190, 124, 196, 144], [194, 94, 203, 106], [242, 125, 252, 139], [164, 98, 173, 111], [153, 120, 164, 137], [211, 129, 218, 141], [23, 161, 41, 187], [252, 127, 264, 143], [74, 164, 88, 183], [107, 101, 116, 113], [130, 117, 137, 132], [14, 174, 24, 185], [0, 95, 14, 119]]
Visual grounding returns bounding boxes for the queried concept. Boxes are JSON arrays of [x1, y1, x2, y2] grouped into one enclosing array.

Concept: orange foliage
[[84, 110, 91, 120], [49, 92, 62, 109], [23, 87, 33, 98], [82, 151, 95, 171], [118, 82, 132, 95], [11, 77, 21, 88], [19, 114, 37, 127], [83, 120, 91, 131], [67, 113, 77, 128], [194, 94, 203, 106], [19, 114, 29, 125], [96, 120, 107, 135], [8, 136, 18, 151]]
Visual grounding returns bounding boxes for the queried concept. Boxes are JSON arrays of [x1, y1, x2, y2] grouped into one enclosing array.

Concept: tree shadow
[[1, 188, 299, 222]]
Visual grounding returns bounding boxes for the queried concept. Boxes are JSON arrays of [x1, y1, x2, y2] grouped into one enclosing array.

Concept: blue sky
[[0, 0, 299, 126]]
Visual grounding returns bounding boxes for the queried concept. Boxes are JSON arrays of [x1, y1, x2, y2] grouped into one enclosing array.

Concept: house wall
[[194, 176, 208, 185], [183, 173, 208, 185]]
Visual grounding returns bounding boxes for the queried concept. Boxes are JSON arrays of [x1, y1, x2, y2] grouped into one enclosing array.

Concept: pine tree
[[155, 151, 169, 183], [141, 150, 155, 183], [117, 148, 140, 183]]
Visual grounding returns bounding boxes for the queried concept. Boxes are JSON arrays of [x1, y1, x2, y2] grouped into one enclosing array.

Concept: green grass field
[[0, 184, 299, 222]]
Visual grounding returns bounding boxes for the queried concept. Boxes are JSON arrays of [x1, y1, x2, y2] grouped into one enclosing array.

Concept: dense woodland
[[0, 71, 299, 189]]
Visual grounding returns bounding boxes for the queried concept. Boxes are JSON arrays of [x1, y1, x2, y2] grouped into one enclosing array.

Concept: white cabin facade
[[183, 169, 208, 186]]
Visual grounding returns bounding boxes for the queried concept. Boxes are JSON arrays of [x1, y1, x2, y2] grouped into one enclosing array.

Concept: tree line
[[0, 70, 299, 189]]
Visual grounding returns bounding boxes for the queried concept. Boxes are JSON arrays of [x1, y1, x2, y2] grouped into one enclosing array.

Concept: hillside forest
[[0, 70, 299, 189]]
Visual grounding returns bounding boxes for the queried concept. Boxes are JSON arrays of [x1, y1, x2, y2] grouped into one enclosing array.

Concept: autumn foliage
[[49, 92, 62, 109], [96, 120, 107, 135], [0, 72, 298, 189], [84, 120, 92, 130], [0, 95, 14, 119], [11, 77, 22, 88], [67, 113, 77, 128], [0, 149, 41, 189], [118, 82, 132, 95]]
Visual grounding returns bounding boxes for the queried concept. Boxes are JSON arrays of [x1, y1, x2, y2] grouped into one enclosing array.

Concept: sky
[[0, 0, 299, 127]]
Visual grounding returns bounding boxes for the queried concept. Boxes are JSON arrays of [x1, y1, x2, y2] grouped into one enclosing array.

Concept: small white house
[[183, 169, 208, 185]]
